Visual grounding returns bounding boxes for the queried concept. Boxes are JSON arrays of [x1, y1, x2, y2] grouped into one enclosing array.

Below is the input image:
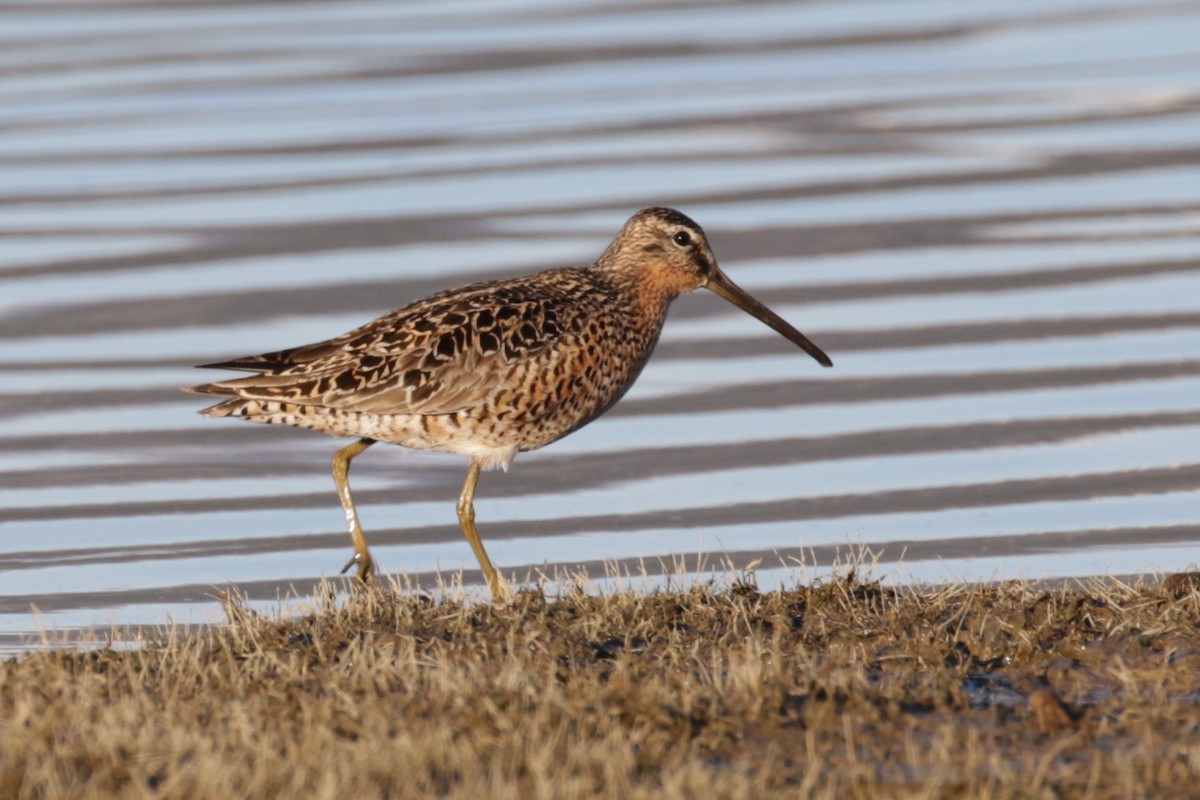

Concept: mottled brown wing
[[194, 272, 584, 417]]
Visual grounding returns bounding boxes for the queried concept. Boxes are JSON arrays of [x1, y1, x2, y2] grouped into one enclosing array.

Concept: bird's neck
[[590, 259, 679, 316]]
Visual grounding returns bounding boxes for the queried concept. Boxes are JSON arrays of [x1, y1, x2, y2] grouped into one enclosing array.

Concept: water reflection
[[1, 0, 1198, 646]]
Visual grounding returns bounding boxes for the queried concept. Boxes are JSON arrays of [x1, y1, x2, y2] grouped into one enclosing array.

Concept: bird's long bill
[[705, 267, 833, 367]]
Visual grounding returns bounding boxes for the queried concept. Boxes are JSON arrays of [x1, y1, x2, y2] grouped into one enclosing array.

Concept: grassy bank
[[4, 571, 1200, 799]]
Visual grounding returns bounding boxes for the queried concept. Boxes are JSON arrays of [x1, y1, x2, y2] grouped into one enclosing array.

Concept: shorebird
[[190, 208, 832, 598]]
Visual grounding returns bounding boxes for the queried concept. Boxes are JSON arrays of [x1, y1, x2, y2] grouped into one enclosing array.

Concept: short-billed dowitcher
[[190, 208, 831, 598]]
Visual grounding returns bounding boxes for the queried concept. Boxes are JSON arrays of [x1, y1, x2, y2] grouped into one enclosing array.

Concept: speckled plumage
[[193, 268, 662, 470], [190, 208, 832, 597]]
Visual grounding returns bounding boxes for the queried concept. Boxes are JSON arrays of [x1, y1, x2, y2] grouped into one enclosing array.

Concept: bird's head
[[599, 207, 832, 368]]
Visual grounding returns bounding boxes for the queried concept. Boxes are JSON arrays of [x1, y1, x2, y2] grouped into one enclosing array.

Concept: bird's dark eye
[[672, 231, 692, 247]]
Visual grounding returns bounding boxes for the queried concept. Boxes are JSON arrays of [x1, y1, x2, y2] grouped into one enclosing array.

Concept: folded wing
[[191, 275, 576, 417]]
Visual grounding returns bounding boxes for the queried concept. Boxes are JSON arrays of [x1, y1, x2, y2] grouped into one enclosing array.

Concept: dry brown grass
[[4, 567, 1200, 799]]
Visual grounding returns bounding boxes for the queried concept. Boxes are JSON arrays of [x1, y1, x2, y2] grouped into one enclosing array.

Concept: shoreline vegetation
[[4, 565, 1200, 798]]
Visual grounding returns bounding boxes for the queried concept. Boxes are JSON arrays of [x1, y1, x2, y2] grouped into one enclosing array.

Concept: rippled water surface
[[2, 0, 1199, 646]]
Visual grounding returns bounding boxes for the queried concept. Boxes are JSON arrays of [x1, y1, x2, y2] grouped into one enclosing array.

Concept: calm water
[[2, 0, 1199, 646]]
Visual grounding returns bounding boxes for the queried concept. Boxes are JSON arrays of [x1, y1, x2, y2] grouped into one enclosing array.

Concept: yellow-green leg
[[333, 437, 376, 584], [457, 459, 508, 599]]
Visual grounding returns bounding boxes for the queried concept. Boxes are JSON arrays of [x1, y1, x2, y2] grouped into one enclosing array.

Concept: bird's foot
[[486, 570, 512, 603], [340, 551, 375, 586]]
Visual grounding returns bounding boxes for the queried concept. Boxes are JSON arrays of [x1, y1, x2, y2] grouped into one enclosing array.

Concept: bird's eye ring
[[672, 231, 692, 247]]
